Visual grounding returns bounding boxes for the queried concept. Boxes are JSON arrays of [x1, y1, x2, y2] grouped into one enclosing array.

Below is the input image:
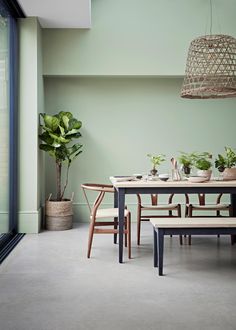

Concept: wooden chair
[[137, 194, 183, 245], [186, 193, 232, 245], [81, 183, 131, 259]]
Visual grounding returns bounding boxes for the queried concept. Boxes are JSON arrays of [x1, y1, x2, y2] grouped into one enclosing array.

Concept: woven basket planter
[[45, 196, 73, 231]]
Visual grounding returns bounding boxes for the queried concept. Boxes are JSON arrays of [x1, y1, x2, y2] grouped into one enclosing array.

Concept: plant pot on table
[[222, 168, 236, 181], [197, 169, 212, 181]]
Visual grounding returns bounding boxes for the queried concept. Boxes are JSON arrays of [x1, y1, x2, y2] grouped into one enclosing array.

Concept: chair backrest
[[137, 194, 189, 205], [196, 193, 223, 205], [81, 183, 114, 216], [184, 193, 224, 206]]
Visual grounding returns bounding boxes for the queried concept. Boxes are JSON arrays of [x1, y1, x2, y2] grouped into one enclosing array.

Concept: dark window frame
[[0, 0, 25, 263], [1, 0, 25, 18]]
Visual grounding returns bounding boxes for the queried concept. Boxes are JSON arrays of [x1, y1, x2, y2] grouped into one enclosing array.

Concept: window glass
[[0, 15, 9, 233]]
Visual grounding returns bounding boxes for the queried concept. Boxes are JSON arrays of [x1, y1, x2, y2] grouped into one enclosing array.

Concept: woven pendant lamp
[[181, 34, 236, 99], [181, 1, 236, 99]]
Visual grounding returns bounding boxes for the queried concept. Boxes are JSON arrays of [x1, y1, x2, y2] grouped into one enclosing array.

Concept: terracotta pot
[[45, 198, 73, 231], [197, 169, 212, 181], [222, 168, 236, 181]]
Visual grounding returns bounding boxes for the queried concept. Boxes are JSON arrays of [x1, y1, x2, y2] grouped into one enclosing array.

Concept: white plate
[[148, 176, 159, 181], [187, 176, 209, 183]]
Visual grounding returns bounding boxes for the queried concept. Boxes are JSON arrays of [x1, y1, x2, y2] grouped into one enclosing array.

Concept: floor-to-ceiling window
[[0, 12, 9, 237], [0, 0, 25, 263]]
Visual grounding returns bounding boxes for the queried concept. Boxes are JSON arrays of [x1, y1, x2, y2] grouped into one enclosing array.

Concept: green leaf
[[67, 143, 82, 156], [52, 142, 61, 148], [74, 150, 82, 158], [68, 118, 82, 130], [66, 129, 81, 136], [62, 115, 70, 130], [59, 111, 73, 119], [39, 132, 54, 145], [49, 132, 70, 144], [44, 115, 60, 132], [39, 144, 55, 152], [59, 125, 65, 136]]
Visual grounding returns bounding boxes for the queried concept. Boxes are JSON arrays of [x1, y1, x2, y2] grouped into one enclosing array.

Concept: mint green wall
[[43, 0, 236, 76], [42, 0, 236, 223], [19, 18, 44, 233], [44, 77, 236, 221]]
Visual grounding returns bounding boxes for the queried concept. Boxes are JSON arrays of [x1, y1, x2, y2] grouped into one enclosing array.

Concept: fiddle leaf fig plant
[[39, 111, 83, 201]]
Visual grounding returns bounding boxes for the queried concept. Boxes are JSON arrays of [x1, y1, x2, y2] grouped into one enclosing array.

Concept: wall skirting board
[[18, 208, 42, 233]]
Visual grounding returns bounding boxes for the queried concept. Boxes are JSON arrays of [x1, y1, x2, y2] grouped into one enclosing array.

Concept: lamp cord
[[210, 0, 212, 35]]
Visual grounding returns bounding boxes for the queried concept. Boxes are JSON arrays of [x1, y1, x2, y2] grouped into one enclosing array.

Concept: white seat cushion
[[92, 208, 130, 219]]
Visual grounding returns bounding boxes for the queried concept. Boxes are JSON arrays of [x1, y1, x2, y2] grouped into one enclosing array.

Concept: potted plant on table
[[192, 152, 212, 180], [147, 154, 165, 176], [178, 151, 194, 176], [215, 146, 236, 180], [39, 111, 83, 230]]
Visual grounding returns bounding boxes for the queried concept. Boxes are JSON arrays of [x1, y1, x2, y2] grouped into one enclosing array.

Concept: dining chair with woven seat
[[81, 183, 131, 259], [137, 194, 183, 245], [186, 193, 232, 217], [186, 193, 232, 244]]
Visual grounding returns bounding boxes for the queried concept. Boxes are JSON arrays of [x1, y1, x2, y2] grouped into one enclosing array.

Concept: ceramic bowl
[[159, 174, 169, 182], [187, 176, 208, 183], [133, 174, 143, 179]]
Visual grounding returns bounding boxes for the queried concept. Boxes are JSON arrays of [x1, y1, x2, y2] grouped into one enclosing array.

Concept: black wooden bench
[[151, 218, 236, 276]]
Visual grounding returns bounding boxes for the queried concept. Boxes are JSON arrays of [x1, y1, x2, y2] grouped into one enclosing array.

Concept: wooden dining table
[[110, 177, 236, 263]]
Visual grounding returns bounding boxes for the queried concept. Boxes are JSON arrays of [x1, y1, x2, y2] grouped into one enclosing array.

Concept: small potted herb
[[215, 147, 236, 180], [192, 152, 212, 180], [178, 152, 194, 175], [147, 154, 165, 176]]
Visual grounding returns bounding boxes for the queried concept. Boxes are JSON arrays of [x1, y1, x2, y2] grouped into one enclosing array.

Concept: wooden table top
[[150, 217, 236, 228], [110, 177, 236, 188]]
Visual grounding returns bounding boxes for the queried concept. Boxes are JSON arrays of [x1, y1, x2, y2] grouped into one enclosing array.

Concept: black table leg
[[230, 194, 236, 244], [158, 229, 164, 276], [153, 228, 158, 268], [118, 188, 125, 263], [114, 189, 118, 244]]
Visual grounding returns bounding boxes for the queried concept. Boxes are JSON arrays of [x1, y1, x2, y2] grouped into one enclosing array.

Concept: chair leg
[[124, 218, 127, 247], [169, 211, 173, 238], [185, 206, 188, 217], [188, 235, 192, 245], [128, 214, 131, 259], [87, 220, 95, 258], [137, 207, 141, 245], [177, 204, 183, 245], [114, 217, 118, 244], [231, 235, 234, 245], [188, 205, 193, 245]]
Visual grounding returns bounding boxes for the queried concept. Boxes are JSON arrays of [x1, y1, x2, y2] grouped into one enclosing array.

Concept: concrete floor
[[0, 222, 236, 330]]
